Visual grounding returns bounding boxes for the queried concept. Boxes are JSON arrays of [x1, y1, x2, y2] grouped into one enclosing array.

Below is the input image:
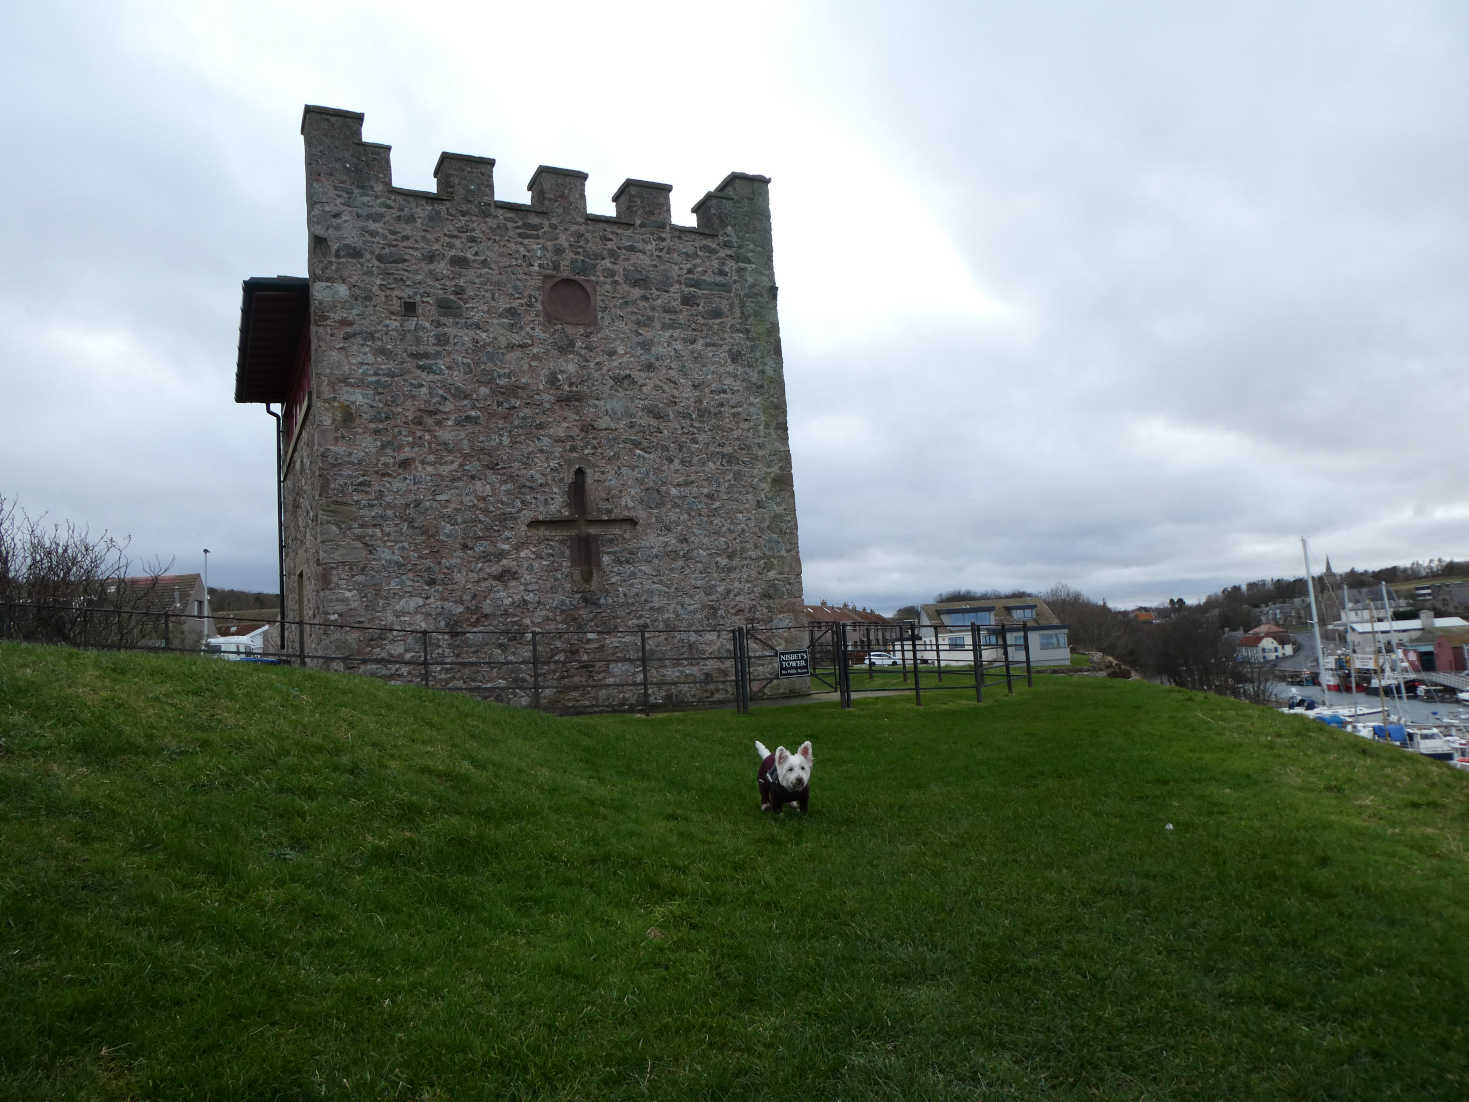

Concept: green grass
[[2, 642, 1466, 1100]]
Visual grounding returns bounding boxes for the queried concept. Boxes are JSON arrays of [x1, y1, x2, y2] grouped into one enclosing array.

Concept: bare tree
[[1041, 584, 1144, 665], [1227, 654, 1280, 706], [0, 494, 170, 647], [1142, 608, 1235, 693]]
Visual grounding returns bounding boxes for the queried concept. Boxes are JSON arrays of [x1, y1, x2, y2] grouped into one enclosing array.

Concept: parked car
[[865, 651, 901, 667]]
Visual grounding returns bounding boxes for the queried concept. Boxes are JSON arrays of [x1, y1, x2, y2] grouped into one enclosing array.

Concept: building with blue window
[[914, 596, 1072, 666]]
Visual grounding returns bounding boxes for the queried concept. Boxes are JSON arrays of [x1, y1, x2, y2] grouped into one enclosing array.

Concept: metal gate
[[732, 624, 833, 713]]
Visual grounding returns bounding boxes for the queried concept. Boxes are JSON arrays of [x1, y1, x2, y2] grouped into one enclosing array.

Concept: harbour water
[[1274, 683, 1469, 728]]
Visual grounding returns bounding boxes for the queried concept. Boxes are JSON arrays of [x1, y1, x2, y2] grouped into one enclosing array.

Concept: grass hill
[[2, 643, 1466, 1099]]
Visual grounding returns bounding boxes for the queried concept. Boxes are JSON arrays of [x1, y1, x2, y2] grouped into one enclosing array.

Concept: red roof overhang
[[234, 276, 309, 403]]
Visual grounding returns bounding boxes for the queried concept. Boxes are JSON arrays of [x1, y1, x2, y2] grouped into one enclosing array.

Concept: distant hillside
[[209, 588, 279, 612], [1, 643, 1465, 1098]]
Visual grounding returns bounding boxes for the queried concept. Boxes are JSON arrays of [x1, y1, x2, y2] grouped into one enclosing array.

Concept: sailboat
[[1295, 540, 1460, 764]]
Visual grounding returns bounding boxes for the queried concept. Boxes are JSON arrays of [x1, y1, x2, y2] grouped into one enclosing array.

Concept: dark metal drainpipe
[[265, 404, 286, 628]]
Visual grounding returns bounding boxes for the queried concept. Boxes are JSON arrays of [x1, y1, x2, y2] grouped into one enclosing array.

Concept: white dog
[[754, 739, 813, 814]]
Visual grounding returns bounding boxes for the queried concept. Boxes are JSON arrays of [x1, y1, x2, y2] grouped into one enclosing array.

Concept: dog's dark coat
[[756, 752, 809, 814]]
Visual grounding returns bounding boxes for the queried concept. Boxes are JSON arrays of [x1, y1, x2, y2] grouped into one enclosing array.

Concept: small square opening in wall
[[401, 300, 418, 317]]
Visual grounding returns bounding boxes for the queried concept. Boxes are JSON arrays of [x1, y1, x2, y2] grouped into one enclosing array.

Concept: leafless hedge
[[0, 494, 170, 646]]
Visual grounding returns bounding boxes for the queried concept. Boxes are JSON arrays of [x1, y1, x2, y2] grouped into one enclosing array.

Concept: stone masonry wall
[[285, 106, 805, 699]]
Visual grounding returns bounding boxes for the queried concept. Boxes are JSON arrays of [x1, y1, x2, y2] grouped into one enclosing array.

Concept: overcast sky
[[3, 1, 1465, 615]]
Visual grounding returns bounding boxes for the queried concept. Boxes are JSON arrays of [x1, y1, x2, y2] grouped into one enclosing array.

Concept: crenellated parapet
[[299, 104, 770, 234]]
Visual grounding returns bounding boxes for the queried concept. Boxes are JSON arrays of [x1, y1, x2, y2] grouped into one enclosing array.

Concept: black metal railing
[[2, 603, 1037, 715], [1, 602, 805, 715], [807, 619, 1038, 708]]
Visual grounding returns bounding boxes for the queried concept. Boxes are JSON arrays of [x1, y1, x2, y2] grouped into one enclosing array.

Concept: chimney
[[1420, 609, 1434, 631]]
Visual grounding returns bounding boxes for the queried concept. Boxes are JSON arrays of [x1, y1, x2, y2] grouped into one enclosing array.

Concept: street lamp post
[[203, 548, 211, 642]]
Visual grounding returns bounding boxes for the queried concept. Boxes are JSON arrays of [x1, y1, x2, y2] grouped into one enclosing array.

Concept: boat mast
[[1381, 580, 1411, 715], [1301, 538, 1333, 700], [1365, 595, 1389, 724]]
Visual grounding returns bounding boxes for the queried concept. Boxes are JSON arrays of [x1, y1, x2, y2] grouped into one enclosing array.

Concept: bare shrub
[[0, 494, 170, 646]]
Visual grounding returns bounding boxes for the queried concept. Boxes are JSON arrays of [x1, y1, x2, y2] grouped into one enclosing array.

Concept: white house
[[913, 596, 1072, 666], [1236, 631, 1296, 663]]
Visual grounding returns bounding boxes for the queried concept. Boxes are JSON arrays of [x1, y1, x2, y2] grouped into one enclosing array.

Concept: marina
[[1277, 539, 1469, 767], [1275, 684, 1469, 768], [1276, 685, 1469, 727]]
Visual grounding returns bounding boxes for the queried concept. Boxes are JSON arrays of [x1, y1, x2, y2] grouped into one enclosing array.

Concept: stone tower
[[235, 106, 805, 703]]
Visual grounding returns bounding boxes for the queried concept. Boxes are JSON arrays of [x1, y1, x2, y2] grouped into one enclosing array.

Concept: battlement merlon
[[527, 165, 589, 220], [434, 152, 496, 203], [612, 179, 673, 228], [693, 172, 774, 259], [301, 104, 365, 139], [301, 105, 393, 194]]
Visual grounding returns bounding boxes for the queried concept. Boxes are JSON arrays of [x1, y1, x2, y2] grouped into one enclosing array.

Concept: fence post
[[742, 626, 752, 713], [742, 626, 751, 713], [530, 631, 541, 711], [910, 628, 923, 706], [838, 622, 852, 709], [845, 622, 856, 707], [1023, 623, 1033, 686], [730, 629, 739, 712], [971, 623, 983, 703], [733, 627, 750, 714], [1001, 623, 1013, 694], [163, 611, 171, 651], [734, 628, 746, 717], [421, 630, 431, 688], [639, 629, 650, 712]]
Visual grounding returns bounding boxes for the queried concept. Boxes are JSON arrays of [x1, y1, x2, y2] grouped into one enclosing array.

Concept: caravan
[[205, 623, 272, 660]]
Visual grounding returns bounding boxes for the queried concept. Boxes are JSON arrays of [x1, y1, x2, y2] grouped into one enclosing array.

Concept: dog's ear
[[774, 746, 789, 767], [797, 740, 812, 762]]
